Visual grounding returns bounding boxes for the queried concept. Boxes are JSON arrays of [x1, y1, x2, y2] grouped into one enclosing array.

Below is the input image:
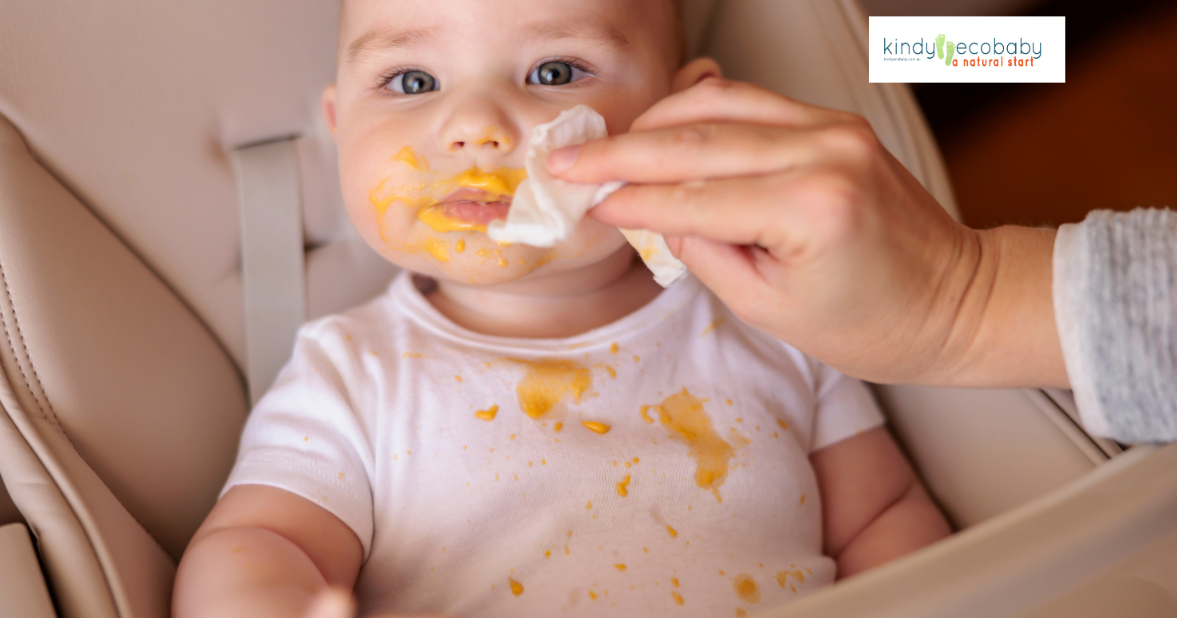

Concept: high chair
[[0, 1, 1174, 617]]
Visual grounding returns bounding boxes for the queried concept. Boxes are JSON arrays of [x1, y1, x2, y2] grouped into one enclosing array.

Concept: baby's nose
[[450, 127, 514, 153]]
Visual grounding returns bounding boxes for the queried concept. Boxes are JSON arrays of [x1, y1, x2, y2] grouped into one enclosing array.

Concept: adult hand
[[549, 75, 1066, 388]]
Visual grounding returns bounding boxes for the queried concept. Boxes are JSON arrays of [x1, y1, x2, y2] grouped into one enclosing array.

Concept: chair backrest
[[0, 1, 1109, 617]]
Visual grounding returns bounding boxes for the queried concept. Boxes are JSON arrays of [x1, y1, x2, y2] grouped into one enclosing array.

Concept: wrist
[[927, 225, 1067, 388]]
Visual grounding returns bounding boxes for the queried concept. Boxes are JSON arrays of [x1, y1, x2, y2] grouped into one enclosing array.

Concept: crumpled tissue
[[487, 105, 688, 287]]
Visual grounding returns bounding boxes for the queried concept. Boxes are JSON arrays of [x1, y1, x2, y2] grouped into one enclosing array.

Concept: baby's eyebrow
[[516, 18, 630, 51], [346, 26, 438, 64]]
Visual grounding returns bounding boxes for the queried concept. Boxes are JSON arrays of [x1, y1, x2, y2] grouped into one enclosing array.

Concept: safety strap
[[233, 137, 306, 406]]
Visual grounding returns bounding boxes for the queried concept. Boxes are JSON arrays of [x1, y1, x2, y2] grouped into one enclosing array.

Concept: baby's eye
[[389, 70, 438, 95], [527, 61, 588, 86]]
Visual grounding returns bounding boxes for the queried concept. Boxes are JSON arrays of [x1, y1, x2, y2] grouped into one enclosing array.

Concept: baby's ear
[[322, 85, 339, 138], [672, 58, 722, 93]]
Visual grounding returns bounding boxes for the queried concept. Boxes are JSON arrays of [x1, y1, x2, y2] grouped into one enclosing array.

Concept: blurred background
[[858, 0, 1177, 229]]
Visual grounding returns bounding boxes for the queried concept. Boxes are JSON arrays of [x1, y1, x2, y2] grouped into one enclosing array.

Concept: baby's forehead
[[339, 0, 681, 64]]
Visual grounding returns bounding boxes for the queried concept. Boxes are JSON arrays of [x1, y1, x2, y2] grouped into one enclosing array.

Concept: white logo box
[[869, 16, 1066, 83]]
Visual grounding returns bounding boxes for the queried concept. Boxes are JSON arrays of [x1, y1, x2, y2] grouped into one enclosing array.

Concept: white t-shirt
[[223, 272, 884, 618]]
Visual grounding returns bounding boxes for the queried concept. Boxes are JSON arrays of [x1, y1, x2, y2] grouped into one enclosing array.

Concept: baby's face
[[327, 0, 679, 285]]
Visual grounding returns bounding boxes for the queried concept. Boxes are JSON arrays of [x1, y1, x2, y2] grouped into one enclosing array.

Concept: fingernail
[[547, 145, 580, 176]]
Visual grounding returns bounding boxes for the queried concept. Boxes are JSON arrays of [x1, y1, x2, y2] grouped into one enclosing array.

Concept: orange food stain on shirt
[[589, 591, 598, 601], [337, 472, 345, 480], [605, 365, 617, 379], [553, 422, 563, 432], [666, 525, 678, 538], [509, 577, 524, 596], [508, 359, 592, 419], [648, 388, 735, 501], [610, 342, 619, 354], [544, 550, 551, 557], [671, 577, 680, 587], [701, 319, 726, 337], [586, 500, 593, 510], [615, 564, 626, 571], [403, 352, 424, 359], [617, 474, 631, 497], [633, 355, 641, 363], [733, 575, 761, 604], [582, 421, 611, 434], [777, 569, 805, 588], [475, 405, 499, 421], [672, 591, 684, 605], [455, 375, 463, 382], [640, 405, 656, 424]]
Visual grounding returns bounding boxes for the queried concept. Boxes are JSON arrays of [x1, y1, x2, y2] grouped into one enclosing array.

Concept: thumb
[[305, 588, 355, 618]]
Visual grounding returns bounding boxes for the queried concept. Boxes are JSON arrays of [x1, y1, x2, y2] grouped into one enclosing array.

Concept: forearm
[[925, 225, 1069, 389], [834, 484, 951, 579], [174, 526, 330, 618]]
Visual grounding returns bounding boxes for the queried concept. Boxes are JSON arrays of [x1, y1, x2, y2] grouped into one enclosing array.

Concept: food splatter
[[777, 569, 805, 588], [701, 319, 726, 337], [647, 388, 735, 502], [615, 564, 626, 571], [666, 525, 678, 538], [393, 146, 429, 171], [508, 359, 592, 419], [672, 591, 684, 605], [581, 421, 611, 434], [617, 474, 631, 497], [509, 577, 524, 596], [733, 575, 761, 603], [455, 239, 466, 253], [640, 406, 655, 424], [475, 405, 499, 421], [610, 343, 619, 354]]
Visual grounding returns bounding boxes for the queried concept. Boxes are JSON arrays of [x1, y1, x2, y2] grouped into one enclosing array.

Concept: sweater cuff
[[1053, 222, 1112, 438]]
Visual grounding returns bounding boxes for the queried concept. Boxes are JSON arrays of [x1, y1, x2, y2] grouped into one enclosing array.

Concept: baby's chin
[[387, 221, 628, 287]]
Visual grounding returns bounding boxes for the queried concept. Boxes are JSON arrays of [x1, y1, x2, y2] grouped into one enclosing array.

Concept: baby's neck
[[426, 248, 664, 339]]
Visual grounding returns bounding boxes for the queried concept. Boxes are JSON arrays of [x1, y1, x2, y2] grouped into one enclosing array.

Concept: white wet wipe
[[487, 105, 688, 287]]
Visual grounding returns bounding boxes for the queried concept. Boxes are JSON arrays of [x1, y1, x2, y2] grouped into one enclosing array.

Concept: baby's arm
[[810, 427, 952, 579], [174, 485, 363, 618]]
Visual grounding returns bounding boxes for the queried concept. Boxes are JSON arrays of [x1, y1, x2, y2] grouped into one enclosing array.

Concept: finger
[[630, 77, 847, 133], [552, 123, 837, 185], [590, 172, 816, 249], [305, 588, 355, 618]]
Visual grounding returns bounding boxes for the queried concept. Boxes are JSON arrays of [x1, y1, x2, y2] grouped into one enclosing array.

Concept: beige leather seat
[[1, 1, 1174, 617]]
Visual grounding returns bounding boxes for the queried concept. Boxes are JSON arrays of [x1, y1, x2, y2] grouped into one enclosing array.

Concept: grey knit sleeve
[[1053, 208, 1177, 443]]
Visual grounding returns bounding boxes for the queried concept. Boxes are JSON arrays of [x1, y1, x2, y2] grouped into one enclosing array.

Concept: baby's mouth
[[418, 188, 511, 233]]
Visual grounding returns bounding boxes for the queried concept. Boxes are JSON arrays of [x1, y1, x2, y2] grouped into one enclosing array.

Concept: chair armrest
[[0, 523, 58, 618]]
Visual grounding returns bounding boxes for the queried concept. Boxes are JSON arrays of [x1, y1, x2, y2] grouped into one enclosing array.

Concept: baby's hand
[[304, 588, 447, 618]]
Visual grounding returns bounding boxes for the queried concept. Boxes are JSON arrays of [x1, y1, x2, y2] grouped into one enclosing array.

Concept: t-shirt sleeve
[[1054, 208, 1177, 443], [221, 323, 375, 558], [809, 362, 886, 453]]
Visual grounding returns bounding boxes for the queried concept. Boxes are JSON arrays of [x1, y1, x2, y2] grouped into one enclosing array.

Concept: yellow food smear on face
[[617, 474, 631, 497], [455, 167, 527, 197], [672, 591, 684, 605], [615, 564, 626, 571], [582, 421, 611, 434], [418, 206, 488, 233], [475, 405, 499, 421], [509, 359, 592, 419], [393, 146, 429, 171], [455, 239, 465, 253], [733, 575, 761, 603], [777, 570, 805, 588], [424, 237, 450, 262], [509, 577, 524, 596], [666, 525, 678, 538], [649, 388, 734, 500]]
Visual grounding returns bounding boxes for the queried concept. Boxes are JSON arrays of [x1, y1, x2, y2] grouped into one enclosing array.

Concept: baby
[[174, 1, 951, 617]]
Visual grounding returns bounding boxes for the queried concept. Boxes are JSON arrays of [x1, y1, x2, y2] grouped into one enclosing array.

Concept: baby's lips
[[441, 200, 511, 225]]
